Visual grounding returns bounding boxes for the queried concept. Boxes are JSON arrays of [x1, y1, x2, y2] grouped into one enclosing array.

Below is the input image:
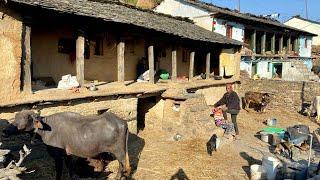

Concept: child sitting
[[211, 106, 236, 138]]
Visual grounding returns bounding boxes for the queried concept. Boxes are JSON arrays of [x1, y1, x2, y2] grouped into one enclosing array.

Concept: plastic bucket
[[267, 118, 277, 126], [250, 164, 266, 180], [260, 132, 270, 143], [262, 156, 281, 180]]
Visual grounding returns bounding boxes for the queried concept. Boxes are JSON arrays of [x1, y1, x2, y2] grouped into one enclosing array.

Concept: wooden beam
[[189, 51, 195, 80], [279, 35, 283, 53], [117, 39, 125, 82], [22, 17, 32, 93], [261, 31, 266, 55], [271, 33, 275, 54], [171, 46, 177, 81], [251, 30, 256, 54], [76, 30, 85, 86], [148, 45, 154, 84], [206, 52, 211, 79]]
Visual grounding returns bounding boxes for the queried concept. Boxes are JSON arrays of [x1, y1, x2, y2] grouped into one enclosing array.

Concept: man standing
[[214, 83, 241, 137]]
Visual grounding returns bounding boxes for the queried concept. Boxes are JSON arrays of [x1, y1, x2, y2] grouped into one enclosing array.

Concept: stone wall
[[239, 79, 320, 111], [195, 85, 227, 106], [0, 97, 138, 133], [145, 94, 215, 139]]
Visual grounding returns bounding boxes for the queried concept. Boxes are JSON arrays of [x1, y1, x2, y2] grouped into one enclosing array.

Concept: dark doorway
[[211, 48, 221, 76], [137, 96, 160, 133], [273, 63, 283, 78], [251, 62, 257, 77], [194, 51, 206, 76]]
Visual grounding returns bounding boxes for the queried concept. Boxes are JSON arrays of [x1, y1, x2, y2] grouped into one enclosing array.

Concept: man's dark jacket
[[215, 91, 240, 110]]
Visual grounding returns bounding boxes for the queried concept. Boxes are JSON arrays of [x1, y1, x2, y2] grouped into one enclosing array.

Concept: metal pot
[[89, 84, 97, 91]]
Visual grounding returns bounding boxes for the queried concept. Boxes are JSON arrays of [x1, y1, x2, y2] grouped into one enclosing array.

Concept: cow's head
[[261, 93, 272, 106], [2, 110, 43, 137]]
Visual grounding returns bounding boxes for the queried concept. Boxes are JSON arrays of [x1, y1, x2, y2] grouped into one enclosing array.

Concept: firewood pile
[[0, 143, 32, 180]]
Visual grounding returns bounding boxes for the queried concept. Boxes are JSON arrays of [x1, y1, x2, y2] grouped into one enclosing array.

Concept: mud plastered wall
[[0, 6, 23, 101], [0, 97, 138, 133]]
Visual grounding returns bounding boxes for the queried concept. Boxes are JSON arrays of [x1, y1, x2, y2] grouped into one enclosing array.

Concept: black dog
[[206, 134, 219, 156]]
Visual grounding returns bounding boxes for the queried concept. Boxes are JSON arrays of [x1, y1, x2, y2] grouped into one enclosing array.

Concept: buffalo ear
[[33, 119, 43, 129], [30, 113, 43, 129]]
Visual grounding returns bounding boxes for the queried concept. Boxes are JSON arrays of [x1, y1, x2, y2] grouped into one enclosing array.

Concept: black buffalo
[[3, 110, 131, 180]]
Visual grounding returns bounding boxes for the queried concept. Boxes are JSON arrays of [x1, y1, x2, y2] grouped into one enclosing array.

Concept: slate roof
[[4, 0, 242, 46], [180, 0, 316, 36]]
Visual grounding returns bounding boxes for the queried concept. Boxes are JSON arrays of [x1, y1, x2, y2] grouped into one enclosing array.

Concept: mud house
[[154, 0, 318, 81], [0, 0, 241, 135]]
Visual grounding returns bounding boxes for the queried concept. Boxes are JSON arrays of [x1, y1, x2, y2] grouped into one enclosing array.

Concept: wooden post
[[171, 46, 177, 81], [148, 45, 154, 84], [271, 33, 275, 54], [189, 51, 195, 80], [22, 17, 32, 93], [294, 38, 299, 53], [117, 39, 125, 82], [206, 52, 211, 79], [76, 30, 85, 86], [279, 35, 283, 53], [234, 48, 241, 80], [251, 30, 256, 54], [261, 31, 266, 55], [287, 36, 291, 52]]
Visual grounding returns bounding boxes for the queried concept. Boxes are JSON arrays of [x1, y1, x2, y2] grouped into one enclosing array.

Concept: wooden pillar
[[171, 46, 177, 81], [117, 39, 125, 82], [22, 17, 32, 93], [251, 30, 256, 54], [261, 31, 266, 55], [279, 35, 283, 53], [294, 38, 299, 53], [287, 36, 291, 52], [189, 51, 195, 80], [271, 33, 276, 54], [234, 49, 241, 80], [76, 30, 85, 86], [206, 52, 211, 79], [148, 45, 154, 84]]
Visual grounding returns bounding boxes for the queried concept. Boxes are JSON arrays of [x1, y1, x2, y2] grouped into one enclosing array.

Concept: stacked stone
[[239, 79, 320, 111]]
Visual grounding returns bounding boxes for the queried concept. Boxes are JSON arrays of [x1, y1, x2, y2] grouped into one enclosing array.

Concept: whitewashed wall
[[213, 19, 244, 42], [193, 16, 213, 31], [256, 61, 272, 79], [240, 61, 252, 77], [154, 0, 209, 18], [299, 35, 312, 57], [155, 0, 245, 42]]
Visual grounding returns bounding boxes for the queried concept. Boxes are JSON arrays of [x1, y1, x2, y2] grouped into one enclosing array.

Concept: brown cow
[[243, 91, 272, 112]]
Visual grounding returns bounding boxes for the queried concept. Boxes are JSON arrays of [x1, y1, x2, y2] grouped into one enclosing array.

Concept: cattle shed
[[0, 0, 241, 135]]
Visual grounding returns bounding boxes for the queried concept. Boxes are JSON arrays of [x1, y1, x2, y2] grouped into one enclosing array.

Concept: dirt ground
[[0, 108, 319, 180]]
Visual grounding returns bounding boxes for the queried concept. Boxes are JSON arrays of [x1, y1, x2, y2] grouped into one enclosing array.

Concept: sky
[[202, 0, 320, 23]]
